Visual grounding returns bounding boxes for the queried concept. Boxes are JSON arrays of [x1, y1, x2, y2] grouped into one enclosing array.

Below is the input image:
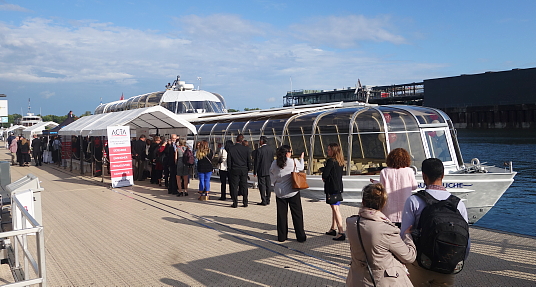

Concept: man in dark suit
[[253, 136, 275, 205], [132, 134, 147, 181], [227, 134, 251, 208], [31, 134, 43, 166]]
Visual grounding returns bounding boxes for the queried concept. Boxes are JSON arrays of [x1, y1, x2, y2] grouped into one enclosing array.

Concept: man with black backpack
[[401, 158, 470, 287]]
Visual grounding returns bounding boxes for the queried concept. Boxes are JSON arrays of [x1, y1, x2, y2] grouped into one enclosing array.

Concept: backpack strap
[[415, 190, 439, 206]]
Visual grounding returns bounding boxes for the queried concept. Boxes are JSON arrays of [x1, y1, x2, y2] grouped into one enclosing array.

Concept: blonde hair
[[196, 140, 210, 159], [362, 183, 387, 210]]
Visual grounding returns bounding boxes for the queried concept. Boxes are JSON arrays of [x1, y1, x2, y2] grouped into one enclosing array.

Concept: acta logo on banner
[[107, 126, 134, 188]]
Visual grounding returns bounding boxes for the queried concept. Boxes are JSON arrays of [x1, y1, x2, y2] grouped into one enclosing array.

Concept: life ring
[[471, 158, 480, 166]]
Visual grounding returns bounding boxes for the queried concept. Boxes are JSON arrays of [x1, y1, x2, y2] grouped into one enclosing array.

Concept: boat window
[[161, 102, 177, 113], [210, 123, 231, 152], [125, 97, 136, 111], [450, 128, 464, 167], [95, 105, 105, 114], [378, 107, 419, 132], [388, 131, 426, 170], [315, 108, 356, 134], [243, 120, 267, 151], [348, 109, 387, 175], [117, 101, 127, 111], [225, 121, 248, 143], [263, 119, 287, 148], [146, 92, 163, 108], [198, 123, 215, 136], [286, 112, 322, 135], [401, 106, 446, 125], [138, 94, 149, 108], [424, 128, 452, 163], [129, 96, 141, 110]]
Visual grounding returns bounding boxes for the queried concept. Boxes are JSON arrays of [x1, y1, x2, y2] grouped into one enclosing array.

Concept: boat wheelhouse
[[188, 102, 516, 224], [94, 76, 227, 115]]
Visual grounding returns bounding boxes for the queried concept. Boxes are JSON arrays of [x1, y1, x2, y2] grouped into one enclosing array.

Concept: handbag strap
[[357, 216, 377, 287], [293, 158, 298, 172]]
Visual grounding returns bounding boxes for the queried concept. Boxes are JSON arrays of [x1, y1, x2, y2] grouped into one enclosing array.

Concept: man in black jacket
[[132, 135, 147, 181], [227, 134, 251, 208], [31, 134, 43, 166], [253, 136, 275, 205]]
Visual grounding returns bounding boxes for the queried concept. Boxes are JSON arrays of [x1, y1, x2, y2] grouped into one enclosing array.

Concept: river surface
[[456, 129, 536, 237]]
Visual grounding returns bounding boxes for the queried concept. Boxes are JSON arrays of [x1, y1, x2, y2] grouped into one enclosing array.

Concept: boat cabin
[[189, 104, 464, 175]]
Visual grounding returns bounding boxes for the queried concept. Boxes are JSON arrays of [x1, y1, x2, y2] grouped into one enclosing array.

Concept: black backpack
[[412, 190, 469, 274]]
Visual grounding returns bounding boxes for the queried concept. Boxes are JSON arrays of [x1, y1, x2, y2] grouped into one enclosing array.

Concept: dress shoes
[[218, 197, 226, 201], [325, 229, 337, 236], [243, 204, 248, 207], [256, 202, 267, 206], [333, 233, 346, 241], [231, 203, 238, 208]]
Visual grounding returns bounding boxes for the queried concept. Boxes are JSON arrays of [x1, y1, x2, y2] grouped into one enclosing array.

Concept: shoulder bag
[[325, 162, 343, 204], [291, 159, 309, 189], [357, 216, 377, 287]]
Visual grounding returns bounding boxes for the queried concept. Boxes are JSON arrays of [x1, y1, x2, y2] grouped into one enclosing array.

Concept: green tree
[[80, 111, 92, 117], [243, 108, 261, 111], [8, 114, 22, 124], [42, 115, 67, 123], [228, 108, 240, 112]]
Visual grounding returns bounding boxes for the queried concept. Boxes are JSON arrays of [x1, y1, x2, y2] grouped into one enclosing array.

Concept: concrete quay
[[1, 150, 535, 286]]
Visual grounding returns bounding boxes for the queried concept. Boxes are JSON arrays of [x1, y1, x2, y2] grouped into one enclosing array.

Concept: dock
[[1, 150, 535, 286]]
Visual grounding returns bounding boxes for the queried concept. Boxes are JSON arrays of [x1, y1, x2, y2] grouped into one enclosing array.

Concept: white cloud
[[0, 1, 31, 12], [0, 14, 443, 114], [290, 15, 407, 48], [40, 91, 55, 99]]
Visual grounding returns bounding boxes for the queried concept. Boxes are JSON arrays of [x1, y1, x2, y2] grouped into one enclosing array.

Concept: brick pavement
[[1, 149, 535, 286]]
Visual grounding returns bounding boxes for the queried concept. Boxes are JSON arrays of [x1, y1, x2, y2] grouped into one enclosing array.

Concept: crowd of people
[[7, 130, 469, 286], [7, 133, 63, 167]]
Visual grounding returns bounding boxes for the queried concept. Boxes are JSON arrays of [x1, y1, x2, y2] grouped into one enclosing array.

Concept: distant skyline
[[1, 0, 535, 116]]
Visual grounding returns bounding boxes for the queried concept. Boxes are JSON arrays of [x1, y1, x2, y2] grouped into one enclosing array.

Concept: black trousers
[[134, 158, 145, 180], [33, 152, 42, 166], [168, 163, 178, 194], [219, 170, 229, 199], [276, 192, 306, 242], [257, 175, 272, 204], [230, 168, 248, 205]]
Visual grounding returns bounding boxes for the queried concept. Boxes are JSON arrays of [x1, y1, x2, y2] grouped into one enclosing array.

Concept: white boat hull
[[300, 166, 515, 224]]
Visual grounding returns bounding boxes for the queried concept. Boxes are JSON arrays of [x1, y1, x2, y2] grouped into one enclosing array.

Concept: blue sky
[[1, 0, 535, 116]]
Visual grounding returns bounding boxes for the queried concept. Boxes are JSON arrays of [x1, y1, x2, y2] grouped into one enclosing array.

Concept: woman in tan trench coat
[[346, 183, 416, 286]]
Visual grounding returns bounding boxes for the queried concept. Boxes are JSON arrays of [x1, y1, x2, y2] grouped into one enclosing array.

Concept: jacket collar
[[358, 207, 390, 223]]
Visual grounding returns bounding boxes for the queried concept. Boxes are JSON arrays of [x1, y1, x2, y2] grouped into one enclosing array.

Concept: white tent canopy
[[58, 106, 197, 137], [22, 121, 59, 138], [5, 125, 25, 135]]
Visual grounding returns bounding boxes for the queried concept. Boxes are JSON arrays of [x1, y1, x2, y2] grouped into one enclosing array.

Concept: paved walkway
[[1, 150, 536, 286]]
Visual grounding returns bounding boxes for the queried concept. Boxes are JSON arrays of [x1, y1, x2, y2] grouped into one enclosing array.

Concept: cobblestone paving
[[1, 150, 536, 286]]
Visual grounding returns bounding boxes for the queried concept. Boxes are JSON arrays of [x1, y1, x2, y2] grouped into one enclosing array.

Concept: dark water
[[456, 129, 536, 237]]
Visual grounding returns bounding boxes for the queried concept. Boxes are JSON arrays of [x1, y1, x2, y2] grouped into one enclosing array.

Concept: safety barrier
[[1, 195, 46, 286]]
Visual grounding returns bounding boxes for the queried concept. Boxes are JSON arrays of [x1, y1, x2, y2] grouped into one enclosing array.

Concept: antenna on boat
[[28, 98, 31, 114]]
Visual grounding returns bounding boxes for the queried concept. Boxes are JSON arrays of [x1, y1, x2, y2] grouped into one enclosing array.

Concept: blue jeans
[[198, 171, 212, 192]]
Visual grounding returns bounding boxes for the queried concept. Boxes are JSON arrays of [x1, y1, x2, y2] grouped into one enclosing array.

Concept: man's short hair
[[139, 134, 146, 139], [259, 136, 268, 143], [422, 158, 444, 182], [236, 134, 244, 143]]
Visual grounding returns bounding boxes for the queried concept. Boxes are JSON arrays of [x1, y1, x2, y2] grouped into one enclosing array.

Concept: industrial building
[[283, 67, 536, 128]]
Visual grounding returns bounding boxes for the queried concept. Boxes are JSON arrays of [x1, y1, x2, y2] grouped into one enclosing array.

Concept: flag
[[120, 93, 124, 100]]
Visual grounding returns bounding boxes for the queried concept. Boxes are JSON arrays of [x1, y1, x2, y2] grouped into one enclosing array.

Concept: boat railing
[[0, 195, 46, 286]]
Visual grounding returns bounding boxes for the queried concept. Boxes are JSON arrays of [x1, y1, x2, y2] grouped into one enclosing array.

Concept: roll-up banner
[[107, 126, 134, 188]]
